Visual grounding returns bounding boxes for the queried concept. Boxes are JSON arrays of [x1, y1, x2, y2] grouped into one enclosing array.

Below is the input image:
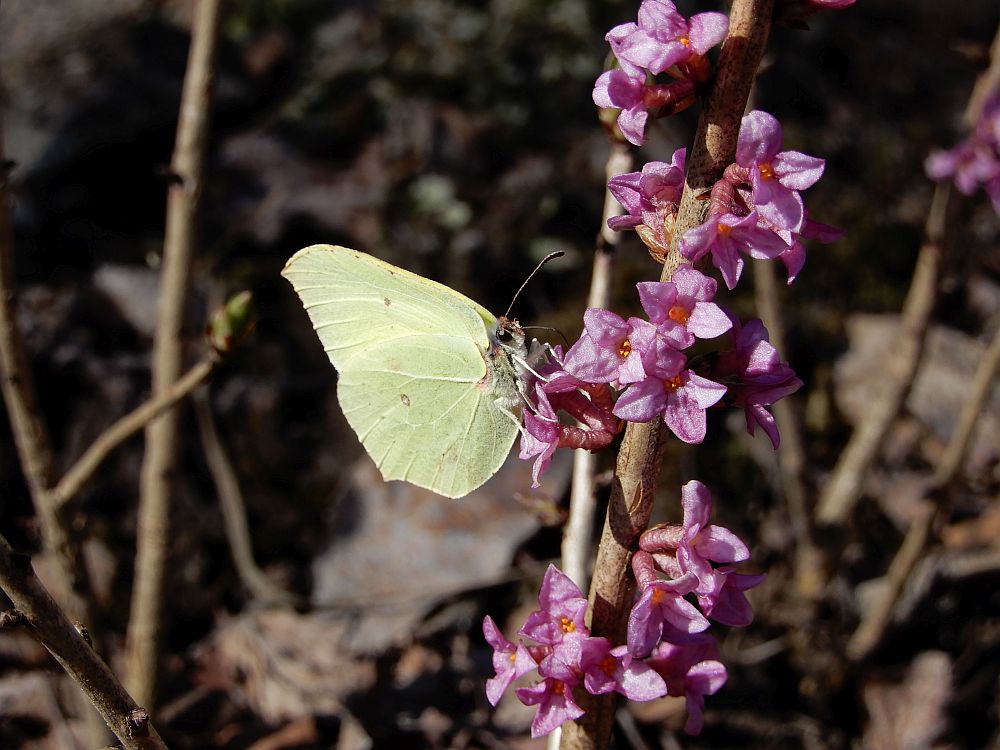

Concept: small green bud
[[207, 290, 256, 353]]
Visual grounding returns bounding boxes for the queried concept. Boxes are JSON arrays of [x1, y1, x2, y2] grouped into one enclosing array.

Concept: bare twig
[[814, 183, 948, 526], [965, 27, 1000, 127], [930, 320, 1000, 488], [817, 21, 1000, 527], [192, 387, 297, 605], [126, 0, 224, 709], [0, 534, 168, 750], [52, 355, 220, 510], [563, 142, 633, 591], [847, 316, 1000, 659], [560, 2, 775, 748], [555, 140, 634, 750], [753, 260, 822, 598], [843, 28, 1000, 657], [845, 504, 933, 660], [0, 112, 93, 628]]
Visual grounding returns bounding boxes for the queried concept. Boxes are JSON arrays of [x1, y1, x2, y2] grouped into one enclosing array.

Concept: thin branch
[[814, 183, 948, 525], [553, 140, 634, 750], [563, 142, 634, 591], [126, 0, 223, 709], [752, 260, 822, 598], [843, 26, 1000, 657], [964, 26, 1000, 126], [0, 534, 169, 750], [561, 2, 775, 747], [845, 504, 933, 660], [192, 387, 297, 605], [817, 21, 1000, 527], [52, 355, 219, 510], [930, 319, 1000, 488], [847, 316, 1000, 659], [0, 113, 93, 627]]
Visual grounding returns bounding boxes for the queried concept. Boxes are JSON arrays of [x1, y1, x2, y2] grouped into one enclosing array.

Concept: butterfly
[[282, 245, 527, 498]]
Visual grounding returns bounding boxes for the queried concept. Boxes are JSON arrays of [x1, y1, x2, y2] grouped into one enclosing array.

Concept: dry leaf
[[863, 651, 953, 750]]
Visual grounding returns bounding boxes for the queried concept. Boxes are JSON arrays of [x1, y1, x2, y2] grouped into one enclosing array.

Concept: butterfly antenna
[[520, 325, 569, 349], [504, 251, 565, 320]]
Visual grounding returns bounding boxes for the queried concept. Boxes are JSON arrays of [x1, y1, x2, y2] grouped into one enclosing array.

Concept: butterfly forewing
[[282, 245, 494, 370], [281, 244, 522, 498]]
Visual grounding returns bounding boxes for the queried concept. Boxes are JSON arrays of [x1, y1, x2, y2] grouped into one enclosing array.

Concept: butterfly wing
[[282, 245, 521, 498]]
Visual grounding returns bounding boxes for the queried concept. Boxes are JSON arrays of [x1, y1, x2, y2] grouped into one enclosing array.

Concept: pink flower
[[646, 635, 727, 735], [639, 481, 750, 596], [713, 317, 802, 449], [925, 96, 1000, 213], [627, 573, 708, 657], [675, 480, 751, 592], [517, 346, 620, 486], [617, 0, 729, 76], [519, 386, 560, 488], [483, 616, 539, 706], [607, 150, 687, 232], [520, 564, 589, 645], [576, 637, 669, 700], [563, 309, 659, 385], [697, 568, 765, 627], [515, 677, 585, 738], [637, 265, 732, 348], [735, 110, 825, 232], [613, 366, 727, 444], [679, 210, 789, 290], [593, 67, 650, 147]]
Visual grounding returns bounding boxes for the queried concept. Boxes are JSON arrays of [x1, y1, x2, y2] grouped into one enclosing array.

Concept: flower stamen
[[668, 305, 690, 324]]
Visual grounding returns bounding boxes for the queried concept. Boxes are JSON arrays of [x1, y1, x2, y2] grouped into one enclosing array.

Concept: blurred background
[[0, 0, 998, 747]]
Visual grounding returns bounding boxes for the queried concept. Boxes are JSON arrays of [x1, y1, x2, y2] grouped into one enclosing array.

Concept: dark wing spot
[[400, 393, 411, 406], [384, 297, 392, 306]]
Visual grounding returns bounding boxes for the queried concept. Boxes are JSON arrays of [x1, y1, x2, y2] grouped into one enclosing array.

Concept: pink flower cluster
[[485, 482, 761, 737], [926, 94, 1000, 214], [518, 345, 620, 487], [517, 264, 801, 485], [680, 110, 842, 288], [607, 112, 842, 288], [593, 0, 729, 145]]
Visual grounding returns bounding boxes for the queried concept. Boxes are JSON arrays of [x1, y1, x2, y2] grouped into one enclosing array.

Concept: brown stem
[[0, 115, 93, 626], [842, 24, 1000, 658], [930, 320, 1000, 488], [752, 261, 822, 598], [560, 2, 774, 748], [816, 20, 1000, 527], [52, 356, 219, 510], [0, 534, 169, 750], [814, 183, 948, 525], [563, 142, 634, 591], [125, 0, 223, 709], [847, 316, 1000, 659], [845, 504, 934, 661], [192, 387, 297, 605]]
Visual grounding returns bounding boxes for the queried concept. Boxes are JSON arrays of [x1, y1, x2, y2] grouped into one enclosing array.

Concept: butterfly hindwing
[[282, 244, 523, 498]]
